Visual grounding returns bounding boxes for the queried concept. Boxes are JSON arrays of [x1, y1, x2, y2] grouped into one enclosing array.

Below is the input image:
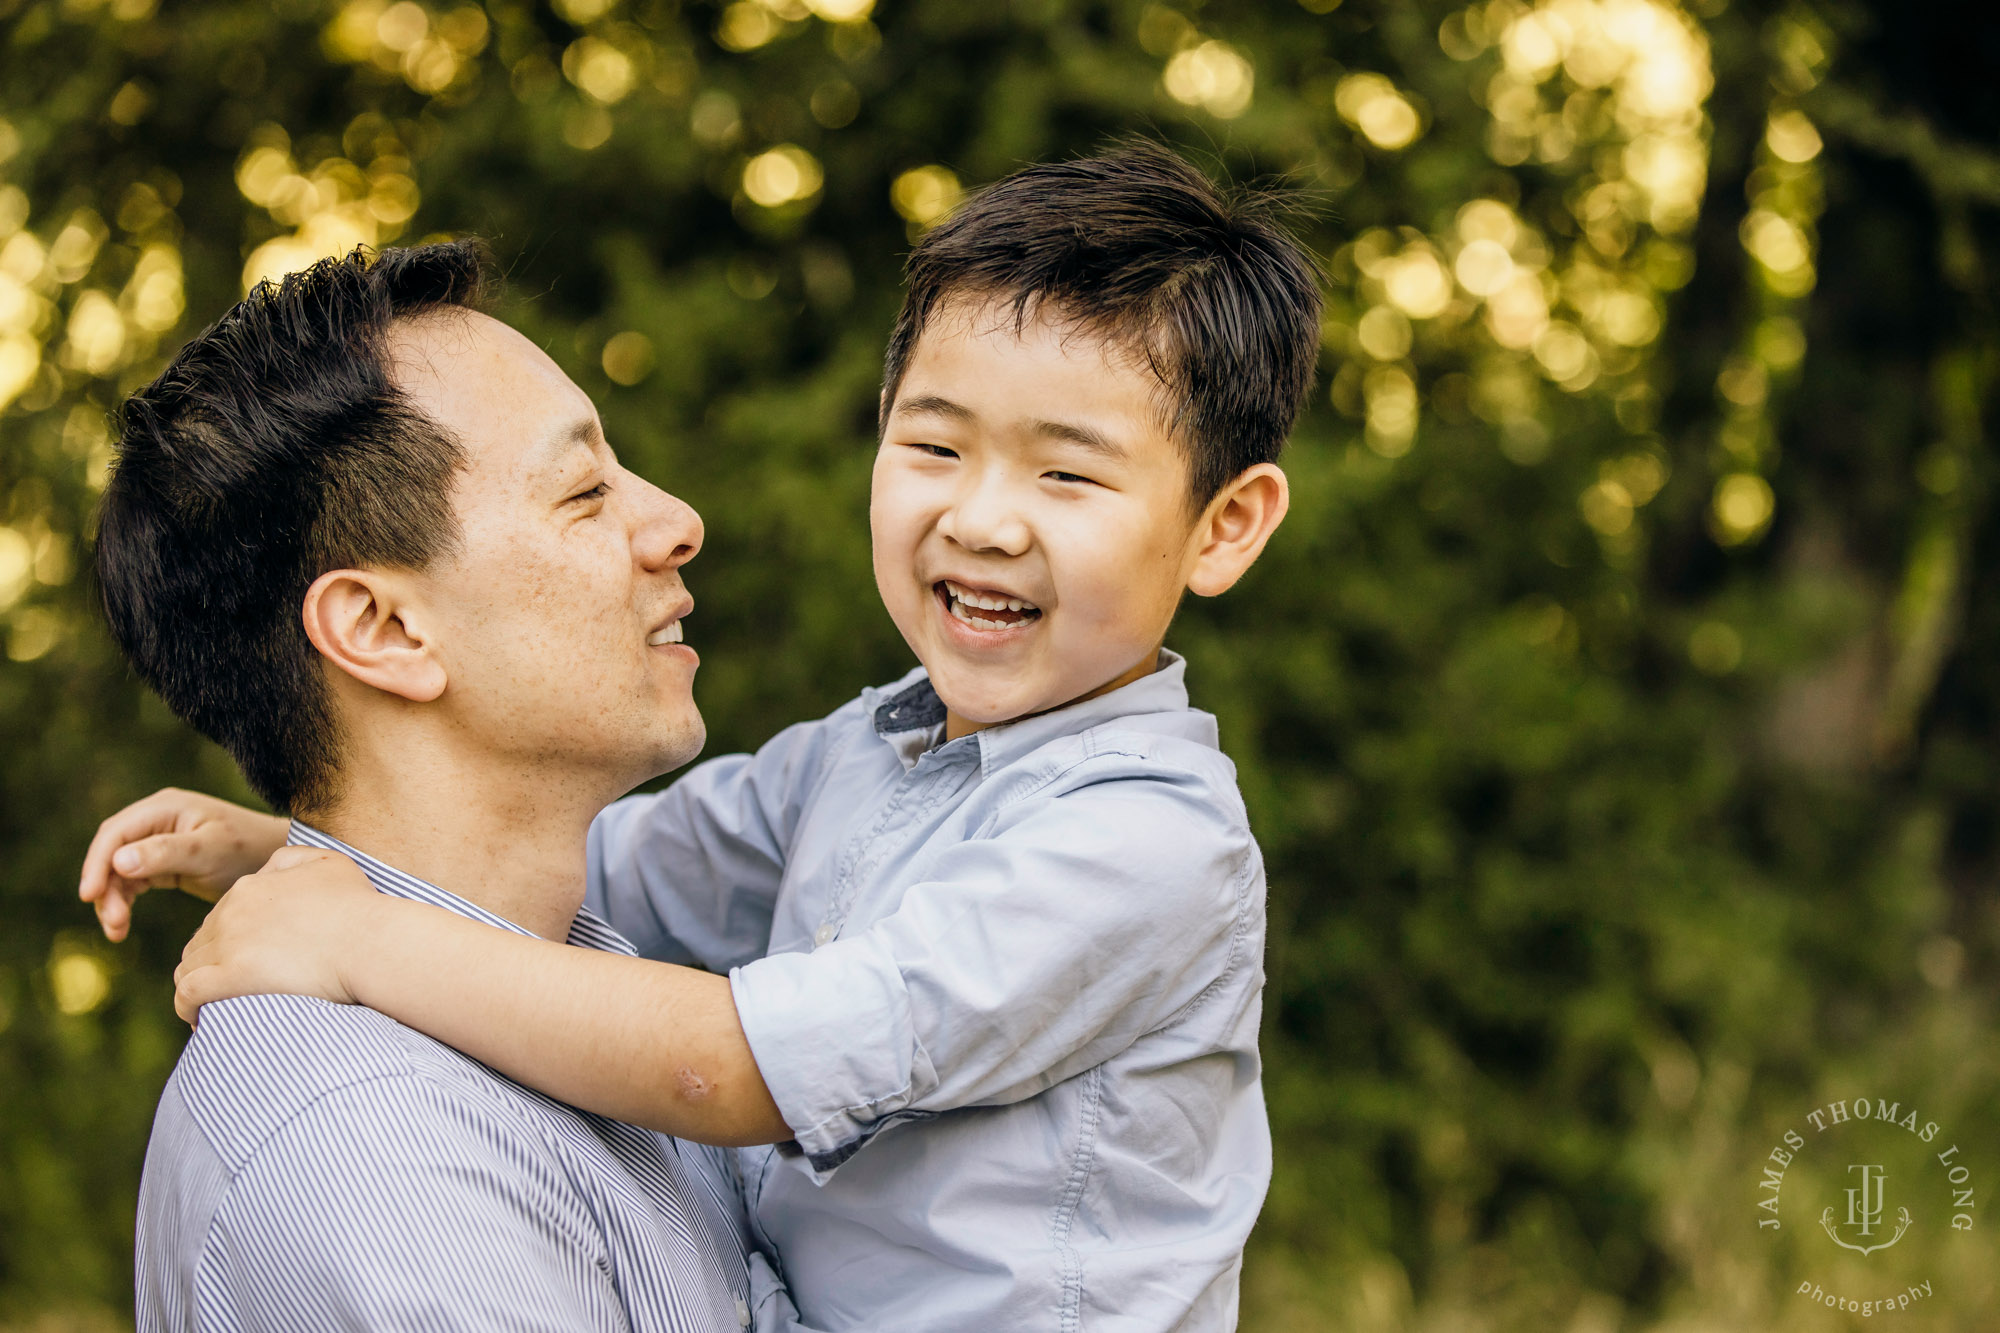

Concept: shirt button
[[813, 923, 836, 948], [735, 1295, 751, 1327]]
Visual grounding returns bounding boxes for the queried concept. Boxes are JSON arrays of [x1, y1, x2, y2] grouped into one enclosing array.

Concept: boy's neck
[[942, 646, 1165, 742], [305, 743, 607, 942]]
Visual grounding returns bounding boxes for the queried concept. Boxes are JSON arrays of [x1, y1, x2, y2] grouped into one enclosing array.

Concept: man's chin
[[627, 719, 707, 786]]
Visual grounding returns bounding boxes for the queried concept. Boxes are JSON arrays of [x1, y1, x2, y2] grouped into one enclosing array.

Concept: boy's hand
[[79, 789, 290, 942], [173, 846, 378, 1025]]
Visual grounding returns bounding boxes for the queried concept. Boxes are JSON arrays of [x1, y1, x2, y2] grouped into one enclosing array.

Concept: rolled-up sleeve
[[588, 704, 860, 972], [729, 757, 1257, 1175]]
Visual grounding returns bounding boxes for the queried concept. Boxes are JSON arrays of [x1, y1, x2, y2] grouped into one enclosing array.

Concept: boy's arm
[[174, 848, 789, 1146], [587, 709, 856, 970]]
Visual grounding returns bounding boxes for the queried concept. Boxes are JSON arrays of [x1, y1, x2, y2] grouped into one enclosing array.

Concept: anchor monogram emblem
[[1819, 1164, 1912, 1256]]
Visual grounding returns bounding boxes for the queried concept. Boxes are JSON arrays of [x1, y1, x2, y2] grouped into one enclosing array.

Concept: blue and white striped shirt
[[136, 824, 772, 1333]]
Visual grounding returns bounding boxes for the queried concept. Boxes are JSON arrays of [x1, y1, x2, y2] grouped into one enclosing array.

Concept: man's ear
[[300, 569, 447, 704], [1186, 463, 1291, 598]]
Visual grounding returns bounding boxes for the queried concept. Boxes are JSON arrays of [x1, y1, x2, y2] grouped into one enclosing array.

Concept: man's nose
[[630, 476, 703, 571], [939, 470, 1031, 556]]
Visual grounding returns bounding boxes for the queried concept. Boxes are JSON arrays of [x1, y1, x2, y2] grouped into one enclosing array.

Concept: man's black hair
[[881, 141, 1324, 507], [96, 241, 488, 815]]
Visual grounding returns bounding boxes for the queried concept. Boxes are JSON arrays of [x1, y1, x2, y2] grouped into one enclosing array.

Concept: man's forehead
[[385, 308, 557, 392], [385, 309, 594, 459]]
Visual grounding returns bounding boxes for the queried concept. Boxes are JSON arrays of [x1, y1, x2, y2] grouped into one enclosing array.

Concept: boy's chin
[[930, 676, 1041, 729]]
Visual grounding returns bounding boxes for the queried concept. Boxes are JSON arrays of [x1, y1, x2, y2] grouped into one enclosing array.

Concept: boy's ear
[[300, 569, 448, 704], [1186, 463, 1290, 598]]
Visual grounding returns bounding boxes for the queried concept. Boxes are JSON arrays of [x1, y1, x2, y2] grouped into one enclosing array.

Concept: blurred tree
[[0, 0, 1994, 1327]]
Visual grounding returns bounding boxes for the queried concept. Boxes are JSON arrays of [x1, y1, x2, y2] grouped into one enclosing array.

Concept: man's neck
[[306, 752, 607, 942]]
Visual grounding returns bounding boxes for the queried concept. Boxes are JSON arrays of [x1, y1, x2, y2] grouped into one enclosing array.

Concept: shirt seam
[[1050, 1064, 1104, 1333], [792, 717, 865, 860], [982, 743, 1257, 1036], [981, 740, 1154, 813], [179, 1062, 428, 1178], [999, 729, 1230, 806], [189, 1068, 598, 1302], [1153, 852, 1257, 1030], [822, 753, 966, 931], [787, 1071, 933, 1161]]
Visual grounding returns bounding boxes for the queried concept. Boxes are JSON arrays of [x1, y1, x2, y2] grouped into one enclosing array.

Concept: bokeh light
[[1335, 73, 1422, 149], [1163, 41, 1255, 119], [891, 165, 961, 228], [742, 145, 825, 209]]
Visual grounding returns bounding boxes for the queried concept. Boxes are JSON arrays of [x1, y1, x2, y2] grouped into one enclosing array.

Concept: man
[[93, 241, 785, 1331]]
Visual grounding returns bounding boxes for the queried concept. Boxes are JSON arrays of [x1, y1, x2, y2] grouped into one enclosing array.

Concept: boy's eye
[[905, 442, 958, 460], [1045, 471, 1095, 485]]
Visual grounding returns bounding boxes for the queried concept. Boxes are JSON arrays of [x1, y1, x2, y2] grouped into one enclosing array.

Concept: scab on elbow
[[673, 1065, 713, 1101]]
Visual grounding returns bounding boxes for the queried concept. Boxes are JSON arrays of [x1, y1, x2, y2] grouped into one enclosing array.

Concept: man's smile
[[645, 597, 697, 662]]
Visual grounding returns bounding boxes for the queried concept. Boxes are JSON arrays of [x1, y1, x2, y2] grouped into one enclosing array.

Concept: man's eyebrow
[[536, 418, 601, 471], [1032, 417, 1129, 460], [894, 394, 977, 424]]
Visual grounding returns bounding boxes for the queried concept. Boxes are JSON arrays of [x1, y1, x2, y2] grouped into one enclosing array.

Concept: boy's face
[[872, 300, 1208, 735]]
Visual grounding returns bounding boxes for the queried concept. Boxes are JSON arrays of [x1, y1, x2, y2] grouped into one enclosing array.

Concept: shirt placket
[[811, 743, 974, 950]]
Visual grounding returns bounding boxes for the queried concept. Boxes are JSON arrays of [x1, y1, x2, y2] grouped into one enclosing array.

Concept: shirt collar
[[287, 822, 636, 957], [868, 650, 1196, 776]]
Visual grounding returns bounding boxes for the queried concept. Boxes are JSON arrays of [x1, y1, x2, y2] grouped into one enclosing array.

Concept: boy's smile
[[873, 298, 1217, 740], [938, 578, 1040, 630]]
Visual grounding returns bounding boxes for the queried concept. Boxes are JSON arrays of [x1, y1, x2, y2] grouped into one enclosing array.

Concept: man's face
[[872, 300, 1206, 733], [387, 310, 704, 792]]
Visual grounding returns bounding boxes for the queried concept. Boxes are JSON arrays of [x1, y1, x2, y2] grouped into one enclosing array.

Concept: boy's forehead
[[900, 296, 1174, 436]]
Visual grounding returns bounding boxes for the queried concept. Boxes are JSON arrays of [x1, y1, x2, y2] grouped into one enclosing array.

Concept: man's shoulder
[[167, 994, 504, 1173]]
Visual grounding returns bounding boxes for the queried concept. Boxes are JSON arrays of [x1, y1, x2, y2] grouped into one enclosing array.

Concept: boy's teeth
[[944, 580, 1036, 613], [949, 599, 1019, 629], [647, 622, 683, 646]]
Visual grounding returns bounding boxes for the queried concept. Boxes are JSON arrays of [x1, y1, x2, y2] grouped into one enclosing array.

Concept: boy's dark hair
[[881, 141, 1323, 507], [96, 242, 488, 815]]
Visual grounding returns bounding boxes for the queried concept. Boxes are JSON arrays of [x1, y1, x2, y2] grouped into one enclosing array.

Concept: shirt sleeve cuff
[[729, 940, 938, 1177]]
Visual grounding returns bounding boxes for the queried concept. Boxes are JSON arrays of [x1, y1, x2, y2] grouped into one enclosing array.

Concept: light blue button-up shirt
[[137, 824, 785, 1333], [588, 653, 1270, 1331]]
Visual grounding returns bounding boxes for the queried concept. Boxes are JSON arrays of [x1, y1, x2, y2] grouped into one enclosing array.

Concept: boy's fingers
[[177, 933, 220, 981], [108, 829, 217, 889], [95, 883, 138, 942], [173, 970, 208, 1027], [79, 800, 170, 901], [260, 845, 328, 873]]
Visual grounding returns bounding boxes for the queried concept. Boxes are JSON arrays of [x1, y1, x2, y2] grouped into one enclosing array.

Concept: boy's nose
[[939, 475, 1030, 556]]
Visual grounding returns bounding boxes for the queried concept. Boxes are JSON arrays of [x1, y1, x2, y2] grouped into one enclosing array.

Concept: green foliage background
[[2, 0, 1997, 1327]]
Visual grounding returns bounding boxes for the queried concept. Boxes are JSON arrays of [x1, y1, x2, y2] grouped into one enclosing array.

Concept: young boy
[[87, 143, 1322, 1330]]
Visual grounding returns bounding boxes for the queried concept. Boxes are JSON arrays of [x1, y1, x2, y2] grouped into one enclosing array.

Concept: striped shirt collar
[[289, 821, 637, 958]]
